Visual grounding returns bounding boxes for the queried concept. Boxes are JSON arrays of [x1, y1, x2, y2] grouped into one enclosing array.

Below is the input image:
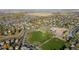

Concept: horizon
[[0, 9, 79, 13]]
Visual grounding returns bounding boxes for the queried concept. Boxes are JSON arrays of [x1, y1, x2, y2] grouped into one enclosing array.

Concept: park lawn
[[28, 31, 53, 44], [28, 30, 65, 50], [41, 37, 65, 50]]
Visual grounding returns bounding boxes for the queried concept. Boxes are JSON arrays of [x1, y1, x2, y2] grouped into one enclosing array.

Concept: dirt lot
[[27, 12, 53, 16], [50, 27, 68, 37]]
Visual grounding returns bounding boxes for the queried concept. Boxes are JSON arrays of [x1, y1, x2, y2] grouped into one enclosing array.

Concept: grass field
[[28, 31, 52, 44], [28, 30, 65, 50], [41, 38, 65, 50]]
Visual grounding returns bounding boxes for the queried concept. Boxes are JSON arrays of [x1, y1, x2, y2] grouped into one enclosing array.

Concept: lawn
[[28, 30, 53, 44], [41, 37, 65, 50], [28, 30, 65, 50]]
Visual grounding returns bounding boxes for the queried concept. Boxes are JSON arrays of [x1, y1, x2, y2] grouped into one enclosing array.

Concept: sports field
[[28, 30, 65, 50], [41, 38, 65, 50], [28, 31, 52, 43]]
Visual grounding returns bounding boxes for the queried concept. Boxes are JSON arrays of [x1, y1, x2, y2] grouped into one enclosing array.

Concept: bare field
[[27, 12, 53, 16]]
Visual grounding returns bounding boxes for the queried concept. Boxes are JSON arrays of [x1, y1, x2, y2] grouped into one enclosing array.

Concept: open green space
[[41, 37, 65, 50], [28, 31, 53, 44], [28, 30, 65, 50]]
